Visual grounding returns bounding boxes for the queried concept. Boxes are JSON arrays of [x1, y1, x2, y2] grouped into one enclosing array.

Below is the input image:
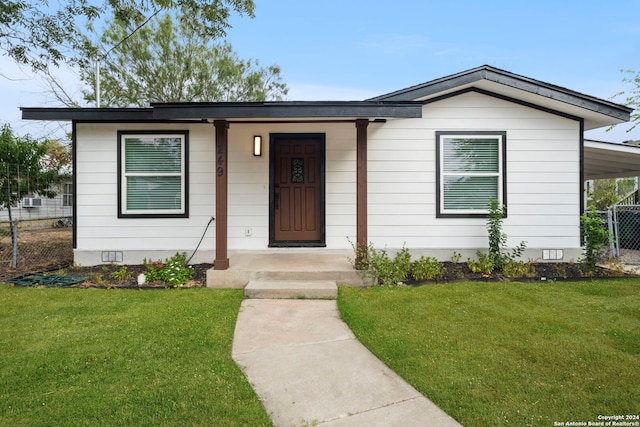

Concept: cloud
[[0, 56, 81, 139]]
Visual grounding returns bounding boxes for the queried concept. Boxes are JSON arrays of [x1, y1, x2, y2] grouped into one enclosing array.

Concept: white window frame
[[437, 131, 506, 217], [62, 182, 73, 207], [118, 131, 188, 218]]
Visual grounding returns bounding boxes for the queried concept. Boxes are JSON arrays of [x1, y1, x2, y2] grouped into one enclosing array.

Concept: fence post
[[11, 220, 18, 268], [608, 209, 616, 258]]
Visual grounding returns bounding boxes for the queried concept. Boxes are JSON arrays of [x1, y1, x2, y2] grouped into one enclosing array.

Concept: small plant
[[143, 253, 193, 288], [501, 259, 536, 279], [143, 258, 165, 283], [89, 273, 105, 285], [580, 209, 610, 274], [487, 199, 527, 270], [369, 247, 412, 286], [451, 252, 462, 263], [348, 239, 373, 271], [352, 241, 412, 286], [366, 247, 394, 286], [552, 263, 568, 279], [606, 257, 625, 273], [392, 246, 412, 284], [467, 251, 495, 275], [411, 256, 446, 281], [111, 265, 133, 282]]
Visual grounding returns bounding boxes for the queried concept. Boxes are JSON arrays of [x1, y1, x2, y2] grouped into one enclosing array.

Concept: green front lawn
[[0, 286, 271, 427], [338, 280, 640, 426]]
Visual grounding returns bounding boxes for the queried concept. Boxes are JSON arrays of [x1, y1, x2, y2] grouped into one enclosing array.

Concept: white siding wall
[[75, 121, 358, 264], [75, 122, 216, 265], [226, 122, 356, 250], [0, 193, 72, 224], [368, 91, 582, 260], [75, 91, 583, 264]]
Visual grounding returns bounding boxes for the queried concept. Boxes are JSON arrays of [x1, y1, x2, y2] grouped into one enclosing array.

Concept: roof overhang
[[585, 139, 640, 180], [20, 101, 423, 122], [21, 108, 154, 121], [369, 65, 633, 131]]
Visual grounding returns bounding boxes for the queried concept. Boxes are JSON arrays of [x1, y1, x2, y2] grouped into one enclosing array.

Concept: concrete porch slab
[[206, 249, 369, 288], [245, 280, 337, 299]]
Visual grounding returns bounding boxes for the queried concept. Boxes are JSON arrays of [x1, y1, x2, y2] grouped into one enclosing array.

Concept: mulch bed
[[1, 263, 212, 288], [1, 261, 634, 289], [405, 261, 633, 286]]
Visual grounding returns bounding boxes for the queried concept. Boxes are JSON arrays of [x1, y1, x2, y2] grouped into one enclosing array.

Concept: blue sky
[[2, 0, 639, 141]]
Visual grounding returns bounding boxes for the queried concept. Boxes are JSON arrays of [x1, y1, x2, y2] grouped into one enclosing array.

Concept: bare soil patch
[[0, 228, 72, 278]]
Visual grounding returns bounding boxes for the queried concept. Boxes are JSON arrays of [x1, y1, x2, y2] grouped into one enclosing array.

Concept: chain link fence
[[608, 205, 640, 264], [0, 218, 73, 280]]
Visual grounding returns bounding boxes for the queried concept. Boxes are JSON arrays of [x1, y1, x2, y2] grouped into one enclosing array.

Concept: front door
[[270, 134, 325, 246]]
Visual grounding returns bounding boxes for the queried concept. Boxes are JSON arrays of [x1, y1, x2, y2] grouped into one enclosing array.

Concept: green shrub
[[411, 256, 446, 281], [352, 242, 412, 286], [501, 259, 536, 279], [580, 209, 610, 274], [143, 252, 193, 288], [392, 246, 412, 284], [111, 265, 133, 281], [487, 199, 527, 270], [552, 263, 568, 279], [467, 251, 495, 275], [349, 239, 372, 271]]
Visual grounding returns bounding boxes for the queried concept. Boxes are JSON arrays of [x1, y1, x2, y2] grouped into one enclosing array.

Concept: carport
[[584, 139, 640, 180]]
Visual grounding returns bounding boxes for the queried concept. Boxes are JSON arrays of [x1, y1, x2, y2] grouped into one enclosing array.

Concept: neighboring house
[[0, 182, 73, 224], [21, 65, 637, 267]]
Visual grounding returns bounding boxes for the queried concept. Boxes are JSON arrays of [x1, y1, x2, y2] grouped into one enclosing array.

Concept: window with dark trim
[[118, 131, 189, 218], [436, 131, 506, 217]]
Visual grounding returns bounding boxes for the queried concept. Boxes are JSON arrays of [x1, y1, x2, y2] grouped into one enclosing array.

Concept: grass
[[338, 279, 640, 426], [0, 285, 271, 427]]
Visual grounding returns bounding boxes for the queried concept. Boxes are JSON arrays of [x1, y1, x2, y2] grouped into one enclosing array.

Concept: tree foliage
[[82, 13, 287, 107], [0, 124, 69, 210], [0, 0, 254, 72], [614, 69, 640, 133], [586, 178, 637, 210]]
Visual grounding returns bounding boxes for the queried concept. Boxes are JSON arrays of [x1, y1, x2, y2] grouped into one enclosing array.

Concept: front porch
[[206, 249, 369, 288]]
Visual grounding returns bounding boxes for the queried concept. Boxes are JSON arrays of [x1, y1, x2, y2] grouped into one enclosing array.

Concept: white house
[[0, 182, 73, 225], [21, 65, 637, 277]]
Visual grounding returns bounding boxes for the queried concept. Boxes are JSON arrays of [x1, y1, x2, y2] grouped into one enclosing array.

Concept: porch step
[[244, 280, 337, 300]]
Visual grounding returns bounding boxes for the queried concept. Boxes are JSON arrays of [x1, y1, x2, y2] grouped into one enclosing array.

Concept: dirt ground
[[0, 228, 73, 279]]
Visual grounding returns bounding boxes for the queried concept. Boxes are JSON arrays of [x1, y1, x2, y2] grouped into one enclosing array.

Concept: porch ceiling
[[585, 139, 640, 180]]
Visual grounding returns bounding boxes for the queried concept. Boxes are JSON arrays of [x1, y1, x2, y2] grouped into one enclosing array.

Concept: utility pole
[[95, 54, 101, 108]]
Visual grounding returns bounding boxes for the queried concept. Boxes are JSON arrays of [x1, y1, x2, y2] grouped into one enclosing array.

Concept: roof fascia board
[[369, 65, 632, 121], [21, 108, 154, 121], [151, 103, 422, 120], [368, 68, 486, 101], [484, 69, 632, 120], [21, 103, 422, 122]]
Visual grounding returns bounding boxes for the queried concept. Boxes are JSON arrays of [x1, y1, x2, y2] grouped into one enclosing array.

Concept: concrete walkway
[[232, 299, 462, 426]]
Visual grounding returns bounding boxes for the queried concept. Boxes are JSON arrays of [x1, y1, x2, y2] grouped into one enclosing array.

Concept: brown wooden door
[[271, 135, 324, 245]]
